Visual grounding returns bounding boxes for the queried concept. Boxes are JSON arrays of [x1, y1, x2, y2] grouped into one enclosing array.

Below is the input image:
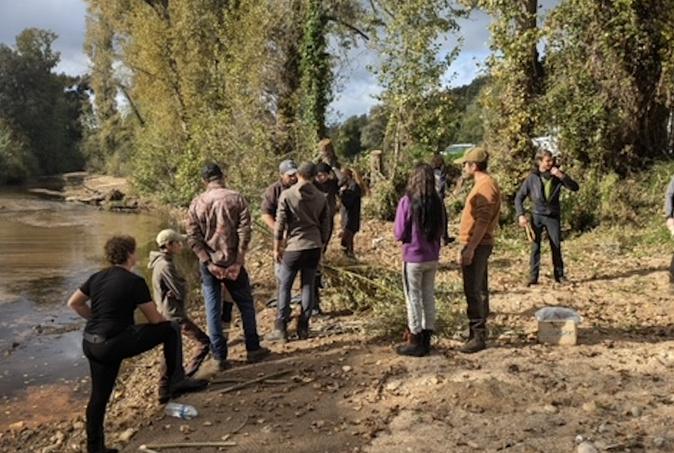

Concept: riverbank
[[2, 217, 674, 452], [16, 172, 144, 212]]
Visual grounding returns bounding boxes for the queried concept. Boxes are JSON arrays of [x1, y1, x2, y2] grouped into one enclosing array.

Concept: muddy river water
[[0, 190, 162, 428]]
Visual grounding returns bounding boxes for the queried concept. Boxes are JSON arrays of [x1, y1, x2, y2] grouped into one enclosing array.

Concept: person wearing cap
[[187, 164, 270, 369], [455, 147, 501, 353], [267, 162, 331, 341], [149, 229, 210, 377], [260, 159, 299, 233], [515, 149, 579, 286]]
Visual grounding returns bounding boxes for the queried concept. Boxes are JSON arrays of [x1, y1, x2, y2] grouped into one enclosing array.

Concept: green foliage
[[543, 0, 674, 173], [299, 0, 333, 141], [0, 28, 86, 179], [0, 122, 36, 184], [368, 0, 463, 174], [332, 114, 366, 159], [363, 163, 409, 221]]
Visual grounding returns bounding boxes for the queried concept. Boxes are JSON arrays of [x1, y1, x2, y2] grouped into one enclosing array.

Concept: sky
[[0, 0, 558, 121]]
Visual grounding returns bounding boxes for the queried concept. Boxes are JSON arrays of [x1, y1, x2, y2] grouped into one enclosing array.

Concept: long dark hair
[[406, 163, 443, 242]]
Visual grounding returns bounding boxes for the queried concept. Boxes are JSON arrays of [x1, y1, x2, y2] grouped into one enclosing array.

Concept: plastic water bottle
[[164, 402, 198, 420]]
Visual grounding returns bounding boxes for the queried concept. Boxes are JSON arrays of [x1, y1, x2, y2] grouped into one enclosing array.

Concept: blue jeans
[[199, 264, 260, 361]]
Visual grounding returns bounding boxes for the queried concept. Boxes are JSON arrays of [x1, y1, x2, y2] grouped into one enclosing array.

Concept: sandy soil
[[2, 219, 674, 453]]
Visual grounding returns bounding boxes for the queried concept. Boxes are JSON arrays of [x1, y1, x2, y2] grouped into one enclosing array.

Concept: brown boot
[[396, 332, 426, 357]]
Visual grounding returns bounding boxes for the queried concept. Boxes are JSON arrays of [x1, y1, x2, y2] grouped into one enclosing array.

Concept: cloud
[[0, 0, 88, 75], [0, 0, 560, 119]]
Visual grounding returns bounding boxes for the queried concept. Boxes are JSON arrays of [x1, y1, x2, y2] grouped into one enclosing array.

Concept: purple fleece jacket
[[394, 195, 441, 263]]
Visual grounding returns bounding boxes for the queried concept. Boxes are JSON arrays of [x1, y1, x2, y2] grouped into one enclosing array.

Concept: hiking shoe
[[246, 346, 271, 363], [459, 337, 486, 354], [527, 278, 538, 287], [554, 276, 567, 284]]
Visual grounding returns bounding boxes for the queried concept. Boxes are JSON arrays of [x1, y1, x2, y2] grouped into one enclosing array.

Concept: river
[[0, 190, 162, 429]]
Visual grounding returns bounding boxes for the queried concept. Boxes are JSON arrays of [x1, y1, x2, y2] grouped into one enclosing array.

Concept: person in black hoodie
[[515, 149, 579, 285]]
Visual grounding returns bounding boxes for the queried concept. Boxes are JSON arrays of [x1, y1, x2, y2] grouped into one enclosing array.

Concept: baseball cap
[[156, 229, 186, 248], [279, 159, 298, 176], [454, 147, 489, 164], [201, 163, 224, 181]]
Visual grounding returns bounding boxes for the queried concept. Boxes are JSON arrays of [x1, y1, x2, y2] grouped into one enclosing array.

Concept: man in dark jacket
[[515, 149, 579, 285]]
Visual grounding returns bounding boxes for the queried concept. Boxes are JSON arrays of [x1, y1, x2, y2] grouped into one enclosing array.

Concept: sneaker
[[246, 346, 271, 363], [265, 328, 288, 343], [459, 337, 486, 354]]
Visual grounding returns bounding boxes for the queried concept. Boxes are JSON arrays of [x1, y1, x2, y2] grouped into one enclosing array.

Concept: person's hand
[[225, 263, 242, 280], [518, 215, 529, 228], [550, 167, 564, 178], [273, 248, 283, 263], [207, 262, 228, 280], [459, 246, 474, 267]]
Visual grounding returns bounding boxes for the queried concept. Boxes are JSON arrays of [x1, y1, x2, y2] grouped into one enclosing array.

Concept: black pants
[[278, 248, 321, 324], [83, 322, 179, 453], [530, 214, 564, 281], [461, 244, 493, 337]]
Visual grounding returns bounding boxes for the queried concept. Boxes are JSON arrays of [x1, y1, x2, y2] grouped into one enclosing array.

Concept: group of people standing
[[67, 139, 365, 453], [394, 146, 579, 357], [67, 139, 578, 453]]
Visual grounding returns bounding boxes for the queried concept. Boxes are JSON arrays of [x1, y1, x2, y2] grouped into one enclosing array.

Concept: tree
[[0, 28, 86, 176], [463, 0, 544, 195], [367, 0, 463, 176], [543, 0, 674, 172], [333, 114, 367, 158]]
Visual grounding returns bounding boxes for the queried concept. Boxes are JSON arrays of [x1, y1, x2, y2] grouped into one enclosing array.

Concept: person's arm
[[260, 186, 277, 232], [319, 201, 330, 246], [665, 177, 674, 233], [67, 289, 92, 320], [550, 167, 579, 191], [393, 196, 411, 243], [514, 176, 530, 224], [186, 201, 211, 264], [236, 194, 252, 265], [138, 302, 168, 324], [160, 262, 187, 302], [273, 194, 288, 263]]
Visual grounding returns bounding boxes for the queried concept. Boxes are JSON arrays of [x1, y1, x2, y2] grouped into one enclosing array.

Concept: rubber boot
[[296, 312, 310, 340], [421, 329, 433, 355]]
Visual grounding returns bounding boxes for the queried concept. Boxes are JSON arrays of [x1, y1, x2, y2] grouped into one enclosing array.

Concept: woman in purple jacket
[[394, 163, 445, 357]]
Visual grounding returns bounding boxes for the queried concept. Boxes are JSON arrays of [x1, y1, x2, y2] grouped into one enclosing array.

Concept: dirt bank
[[2, 220, 673, 452]]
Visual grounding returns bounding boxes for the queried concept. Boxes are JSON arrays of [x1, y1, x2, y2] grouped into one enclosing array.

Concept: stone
[[577, 441, 598, 453], [653, 437, 667, 448], [117, 428, 136, 443], [342, 365, 353, 373], [582, 401, 598, 413]]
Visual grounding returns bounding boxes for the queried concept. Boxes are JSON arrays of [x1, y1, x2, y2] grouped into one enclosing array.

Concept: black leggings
[[83, 322, 178, 453]]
